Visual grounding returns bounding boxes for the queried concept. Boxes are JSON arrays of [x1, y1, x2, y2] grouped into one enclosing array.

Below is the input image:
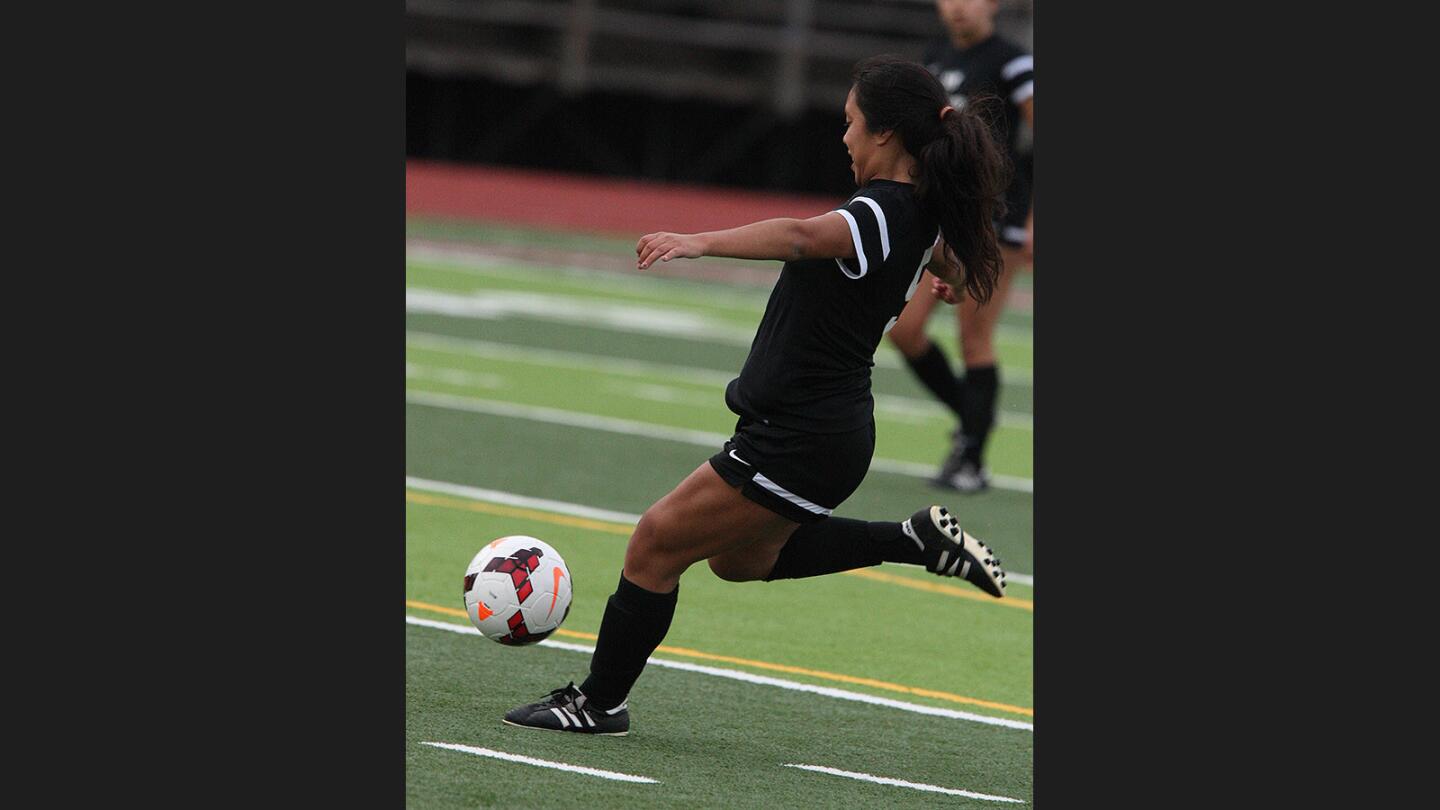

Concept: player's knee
[[960, 346, 993, 367], [888, 322, 927, 358], [707, 555, 760, 582], [630, 507, 679, 554], [625, 508, 686, 578], [959, 326, 995, 365]]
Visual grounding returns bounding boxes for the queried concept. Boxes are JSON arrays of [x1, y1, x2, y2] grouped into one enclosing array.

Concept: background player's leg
[[952, 248, 1022, 480], [887, 273, 965, 420], [580, 462, 799, 709]]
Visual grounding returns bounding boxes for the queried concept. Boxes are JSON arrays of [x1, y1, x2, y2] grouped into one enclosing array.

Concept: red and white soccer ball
[[463, 535, 573, 646]]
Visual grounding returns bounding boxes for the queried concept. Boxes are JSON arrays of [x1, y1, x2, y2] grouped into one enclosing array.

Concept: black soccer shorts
[[707, 415, 875, 524]]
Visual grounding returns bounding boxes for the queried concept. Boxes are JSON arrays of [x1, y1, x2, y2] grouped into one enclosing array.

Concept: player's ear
[[874, 128, 895, 146]]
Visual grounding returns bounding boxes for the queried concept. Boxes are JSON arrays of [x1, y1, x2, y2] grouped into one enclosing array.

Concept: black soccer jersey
[[921, 34, 1033, 160], [726, 180, 940, 433]]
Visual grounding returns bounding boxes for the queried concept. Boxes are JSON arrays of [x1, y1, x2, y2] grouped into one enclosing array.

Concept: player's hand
[[636, 232, 704, 269], [931, 277, 961, 305]]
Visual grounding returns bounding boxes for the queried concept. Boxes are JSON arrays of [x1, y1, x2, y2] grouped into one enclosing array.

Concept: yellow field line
[[405, 599, 1033, 718], [408, 490, 1032, 608], [842, 569, 1034, 611]]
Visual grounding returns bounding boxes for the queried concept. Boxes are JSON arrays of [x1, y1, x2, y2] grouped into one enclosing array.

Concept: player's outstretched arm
[[636, 213, 855, 269]]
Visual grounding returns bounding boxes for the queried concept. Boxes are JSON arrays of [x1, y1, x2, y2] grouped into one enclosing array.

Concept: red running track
[[407, 160, 844, 239]]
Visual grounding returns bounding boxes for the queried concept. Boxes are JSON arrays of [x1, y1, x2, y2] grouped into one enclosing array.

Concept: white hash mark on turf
[[782, 764, 1023, 803], [419, 742, 657, 784], [406, 617, 1033, 732]]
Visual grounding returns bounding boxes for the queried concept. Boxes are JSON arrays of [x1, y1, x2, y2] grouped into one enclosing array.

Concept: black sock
[[903, 343, 965, 419], [764, 518, 924, 581], [958, 364, 999, 465], [579, 572, 678, 711]]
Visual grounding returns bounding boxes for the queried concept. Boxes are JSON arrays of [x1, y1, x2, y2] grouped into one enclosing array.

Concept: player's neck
[[863, 153, 918, 186], [948, 24, 994, 50]]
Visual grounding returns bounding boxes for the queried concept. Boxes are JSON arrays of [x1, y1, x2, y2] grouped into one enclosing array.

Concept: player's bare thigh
[[623, 462, 800, 592], [886, 270, 941, 358]]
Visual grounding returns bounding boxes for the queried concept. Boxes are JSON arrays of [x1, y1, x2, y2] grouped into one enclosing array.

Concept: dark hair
[[851, 55, 1010, 304]]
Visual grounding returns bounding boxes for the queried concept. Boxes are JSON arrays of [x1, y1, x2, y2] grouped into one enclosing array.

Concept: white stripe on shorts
[[751, 472, 833, 516]]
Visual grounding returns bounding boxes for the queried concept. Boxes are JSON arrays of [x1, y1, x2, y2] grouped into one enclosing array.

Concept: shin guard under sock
[[958, 364, 999, 464], [904, 343, 965, 419], [764, 518, 924, 581], [579, 572, 678, 710]]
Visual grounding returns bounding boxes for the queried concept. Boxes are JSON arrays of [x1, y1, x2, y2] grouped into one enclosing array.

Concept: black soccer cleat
[[901, 505, 1007, 597], [503, 683, 630, 736]]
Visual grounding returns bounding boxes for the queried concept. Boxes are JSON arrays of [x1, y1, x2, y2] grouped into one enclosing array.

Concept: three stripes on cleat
[[932, 507, 970, 578], [926, 506, 1006, 596]]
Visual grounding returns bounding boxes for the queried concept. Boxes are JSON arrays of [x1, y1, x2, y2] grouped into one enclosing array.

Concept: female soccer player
[[504, 56, 1013, 736], [888, 0, 1034, 492]]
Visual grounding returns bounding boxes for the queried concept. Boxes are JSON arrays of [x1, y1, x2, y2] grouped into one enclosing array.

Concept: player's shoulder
[[849, 179, 919, 212], [844, 180, 926, 239], [986, 34, 1031, 61]]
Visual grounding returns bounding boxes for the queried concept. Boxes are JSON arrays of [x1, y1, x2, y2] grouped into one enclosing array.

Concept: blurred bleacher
[[406, 0, 1032, 196]]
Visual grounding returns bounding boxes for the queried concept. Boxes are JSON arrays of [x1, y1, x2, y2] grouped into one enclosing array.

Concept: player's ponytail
[[851, 56, 1010, 304]]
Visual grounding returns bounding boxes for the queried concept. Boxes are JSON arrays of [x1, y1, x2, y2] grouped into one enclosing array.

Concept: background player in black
[[887, 0, 1034, 492], [504, 56, 1014, 736]]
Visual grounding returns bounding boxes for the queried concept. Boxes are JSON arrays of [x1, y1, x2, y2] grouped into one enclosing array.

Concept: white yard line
[[407, 616, 1033, 731], [781, 763, 1024, 803], [418, 742, 657, 784], [404, 362, 506, 390], [406, 476, 644, 524], [404, 283, 1035, 381], [406, 287, 759, 346], [405, 354, 1031, 429], [409, 243, 1035, 334], [406, 243, 774, 310], [404, 476, 1035, 587], [407, 331, 1034, 422], [406, 246, 1036, 347], [404, 389, 1035, 494], [407, 330, 733, 386]]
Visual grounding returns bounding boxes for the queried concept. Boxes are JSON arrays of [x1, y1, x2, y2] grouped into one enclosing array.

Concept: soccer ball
[[463, 535, 573, 645]]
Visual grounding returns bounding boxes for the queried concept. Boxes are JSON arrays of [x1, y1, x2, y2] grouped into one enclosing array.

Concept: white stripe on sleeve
[[833, 208, 867, 279], [1001, 55, 1033, 81], [1010, 79, 1033, 105], [851, 196, 891, 260]]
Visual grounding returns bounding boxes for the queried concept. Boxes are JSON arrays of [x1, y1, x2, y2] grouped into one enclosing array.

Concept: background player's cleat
[[931, 432, 990, 493], [943, 460, 991, 493], [900, 506, 1007, 597], [931, 429, 969, 485], [503, 683, 630, 735]]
